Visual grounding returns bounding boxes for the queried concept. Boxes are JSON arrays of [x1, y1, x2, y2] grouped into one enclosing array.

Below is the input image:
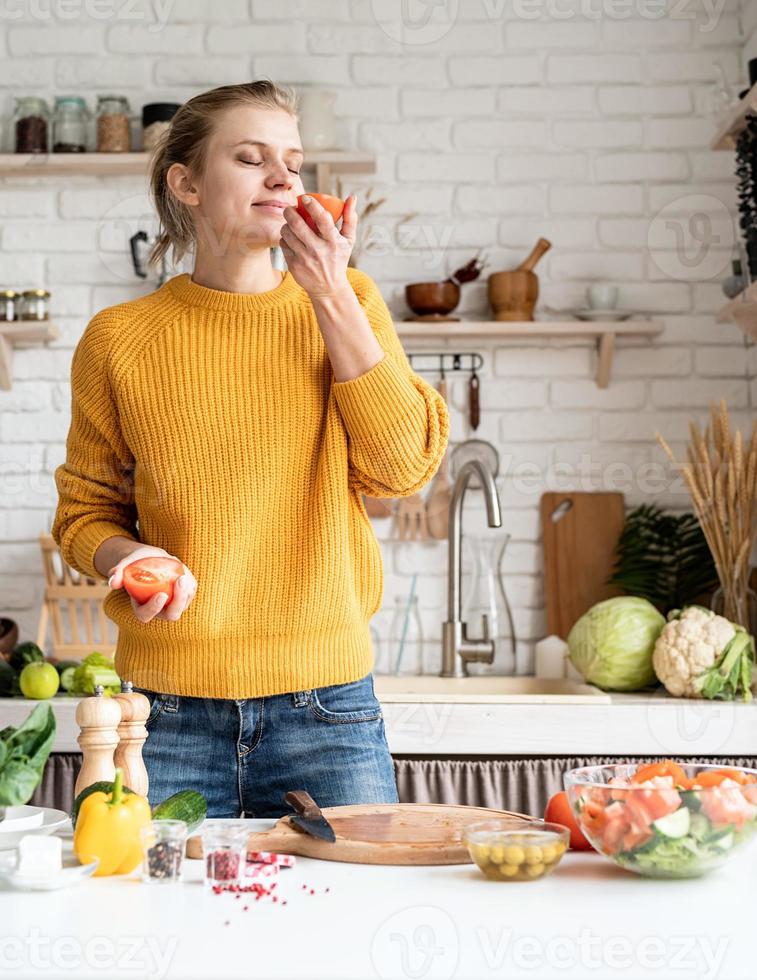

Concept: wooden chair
[[37, 533, 116, 661]]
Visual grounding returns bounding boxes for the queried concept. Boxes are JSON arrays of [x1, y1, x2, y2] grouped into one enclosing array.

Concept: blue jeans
[[132, 673, 399, 818]]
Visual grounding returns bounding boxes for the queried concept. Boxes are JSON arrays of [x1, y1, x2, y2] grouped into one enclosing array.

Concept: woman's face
[[192, 104, 305, 258]]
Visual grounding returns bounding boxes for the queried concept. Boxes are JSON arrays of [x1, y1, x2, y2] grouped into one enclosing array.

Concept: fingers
[[130, 591, 169, 623], [340, 194, 358, 244], [285, 196, 339, 243], [156, 573, 198, 622]]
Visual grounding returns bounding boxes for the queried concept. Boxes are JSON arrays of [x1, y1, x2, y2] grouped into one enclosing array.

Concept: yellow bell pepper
[[73, 768, 151, 876]]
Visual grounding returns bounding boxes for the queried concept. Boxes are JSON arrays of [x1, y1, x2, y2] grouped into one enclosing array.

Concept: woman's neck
[[190, 250, 284, 295]]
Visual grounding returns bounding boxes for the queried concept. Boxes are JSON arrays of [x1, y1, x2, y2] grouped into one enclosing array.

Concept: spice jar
[[142, 102, 180, 153], [140, 820, 187, 883], [96, 95, 130, 153], [19, 289, 50, 321], [52, 96, 89, 153], [202, 822, 248, 890], [13, 97, 49, 154], [0, 290, 18, 322]]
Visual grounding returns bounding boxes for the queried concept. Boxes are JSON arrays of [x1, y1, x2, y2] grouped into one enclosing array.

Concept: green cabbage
[[567, 596, 666, 691]]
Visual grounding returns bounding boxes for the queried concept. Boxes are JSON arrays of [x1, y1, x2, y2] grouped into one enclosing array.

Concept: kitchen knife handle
[[285, 790, 323, 819]]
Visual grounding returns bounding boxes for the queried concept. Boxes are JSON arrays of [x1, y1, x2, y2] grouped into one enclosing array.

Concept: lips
[[253, 201, 288, 210]]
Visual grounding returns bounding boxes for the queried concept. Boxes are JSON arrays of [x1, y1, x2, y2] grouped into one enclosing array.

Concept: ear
[[166, 162, 200, 207]]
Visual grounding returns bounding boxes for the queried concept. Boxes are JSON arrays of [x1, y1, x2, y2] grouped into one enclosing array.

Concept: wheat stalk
[[656, 401, 757, 627]]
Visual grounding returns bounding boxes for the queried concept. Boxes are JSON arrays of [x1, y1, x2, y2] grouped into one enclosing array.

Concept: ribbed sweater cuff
[[68, 521, 139, 581], [333, 353, 426, 441]]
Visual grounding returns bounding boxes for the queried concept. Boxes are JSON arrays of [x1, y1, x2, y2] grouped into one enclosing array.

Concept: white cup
[[587, 283, 618, 310]]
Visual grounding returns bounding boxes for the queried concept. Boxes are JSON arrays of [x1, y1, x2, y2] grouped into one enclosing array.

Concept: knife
[[284, 790, 336, 843]]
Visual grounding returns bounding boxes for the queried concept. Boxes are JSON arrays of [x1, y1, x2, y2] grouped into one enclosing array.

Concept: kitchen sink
[[373, 675, 612, 704]]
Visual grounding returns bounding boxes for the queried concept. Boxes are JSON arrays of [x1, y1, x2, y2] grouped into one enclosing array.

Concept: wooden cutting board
[[186, 803, 530, 866], [541, 491, 625, 640]]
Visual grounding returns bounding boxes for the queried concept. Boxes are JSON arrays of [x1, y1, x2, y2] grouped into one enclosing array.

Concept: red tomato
[[296, 193, 345, 233], [693, 768, 756, 788], [123, 557, 184, 606], [545, 791, 593, 851], [631, 761, 690, 789]]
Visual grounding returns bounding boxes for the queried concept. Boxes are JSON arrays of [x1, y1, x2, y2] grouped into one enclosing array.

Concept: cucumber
[[689, 812, 710, 842], [704, 828, 734, 851], [59, 666, 77, 692], [71, 779, 135, 828], [151, 790, 207, 833], [652, 807, 690, 839]]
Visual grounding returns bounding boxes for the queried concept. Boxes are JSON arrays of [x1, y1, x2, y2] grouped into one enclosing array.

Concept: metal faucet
[[441, 459, 502, 678]]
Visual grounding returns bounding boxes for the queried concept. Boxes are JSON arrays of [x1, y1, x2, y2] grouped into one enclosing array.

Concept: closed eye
[[239, 158, 300, 175]]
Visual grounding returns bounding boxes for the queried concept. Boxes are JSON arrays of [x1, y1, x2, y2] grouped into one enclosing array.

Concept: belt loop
[[292, 690, 310, 707]]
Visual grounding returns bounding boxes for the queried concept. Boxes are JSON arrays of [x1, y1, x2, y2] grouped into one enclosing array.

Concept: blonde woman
[[52, 81, 448, 818]]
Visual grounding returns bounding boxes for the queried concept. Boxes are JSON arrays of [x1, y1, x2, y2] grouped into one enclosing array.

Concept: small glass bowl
[[140, 819, 188, 884], [201, 821, 249, 890], [463, 819, 570, 882]]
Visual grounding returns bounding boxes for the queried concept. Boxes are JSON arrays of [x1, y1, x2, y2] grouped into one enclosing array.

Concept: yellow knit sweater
[[51, 268, 448, 699]]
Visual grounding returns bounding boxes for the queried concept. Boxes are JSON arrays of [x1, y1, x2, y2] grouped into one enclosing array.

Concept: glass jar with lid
[[96, 95, 130, 153], [13, 97, 49, 154], [52, 96, 89, 153], [20, 289, 50, 321], [0, 290, 18, 322]]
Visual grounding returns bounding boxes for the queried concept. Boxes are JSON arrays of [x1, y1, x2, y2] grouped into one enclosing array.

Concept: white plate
[[571, 309, 632, 322], [0, 843, 98, 891], [0, 808, 69, 851], [0, 806, 45, 834]]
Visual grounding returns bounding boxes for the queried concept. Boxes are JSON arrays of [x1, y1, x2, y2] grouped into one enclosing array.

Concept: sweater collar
[[165, 270, 302, 313]]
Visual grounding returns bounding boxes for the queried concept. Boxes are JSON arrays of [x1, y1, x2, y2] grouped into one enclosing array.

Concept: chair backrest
[[37, 533, 116, 661]]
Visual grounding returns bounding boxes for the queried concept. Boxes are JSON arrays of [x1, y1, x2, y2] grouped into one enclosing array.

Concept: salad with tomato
[[565, 761, 757, 878]]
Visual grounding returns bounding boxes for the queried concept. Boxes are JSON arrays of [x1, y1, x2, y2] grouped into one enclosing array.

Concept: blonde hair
[[148, 79, 299, 268]]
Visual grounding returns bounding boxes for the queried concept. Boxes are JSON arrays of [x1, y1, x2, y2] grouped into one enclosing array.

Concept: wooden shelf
[[0, 321, 59, 390], [717, 284, 757, 339], [394, 319, 664, 388], [0, 149, 376, 183], [710, 81, 757, 150]]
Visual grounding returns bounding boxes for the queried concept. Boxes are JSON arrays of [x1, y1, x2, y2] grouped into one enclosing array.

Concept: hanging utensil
[[395, 492, 429, 542], [449, 439, 500, 491], [426, 372, 452, 540], [363, 494, 393, 519], [468, 369, 480, 431]]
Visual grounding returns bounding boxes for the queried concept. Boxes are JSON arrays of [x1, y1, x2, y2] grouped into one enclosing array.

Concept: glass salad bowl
[[564, 762, 757, 878]]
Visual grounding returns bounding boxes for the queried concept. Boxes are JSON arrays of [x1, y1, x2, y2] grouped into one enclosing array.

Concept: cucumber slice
[[704, 828, 734, 851], [653, 807, 691, 839], [689, 812, 710, 841]]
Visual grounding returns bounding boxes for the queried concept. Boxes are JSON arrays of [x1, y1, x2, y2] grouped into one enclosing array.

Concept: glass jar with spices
[[141, 102, 180, 153], [140, 820, 187, 884], [96, 95, 130, 153], [52, 96, 89, 153], [0, 290, 18, 322], [202, 822, 248, 890], [13, 97, 49, 154], [20, 289, 50, 322]]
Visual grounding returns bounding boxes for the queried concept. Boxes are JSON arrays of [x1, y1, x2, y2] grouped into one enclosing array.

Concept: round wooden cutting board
[[186, 803, 531, 866]]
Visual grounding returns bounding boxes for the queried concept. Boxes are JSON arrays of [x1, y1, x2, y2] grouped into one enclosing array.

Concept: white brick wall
[[0, 0, 753, 672]]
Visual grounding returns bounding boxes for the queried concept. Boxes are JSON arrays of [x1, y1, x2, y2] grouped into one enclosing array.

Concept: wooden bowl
[[405, 281, 460, 317]]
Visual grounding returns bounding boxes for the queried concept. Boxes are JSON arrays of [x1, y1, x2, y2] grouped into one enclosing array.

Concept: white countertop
[[3, 689, 755, 757], [1, 818, 753, 980]]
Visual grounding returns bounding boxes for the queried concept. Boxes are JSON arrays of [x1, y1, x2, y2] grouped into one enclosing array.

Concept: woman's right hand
[[107, 546, 198, 624]]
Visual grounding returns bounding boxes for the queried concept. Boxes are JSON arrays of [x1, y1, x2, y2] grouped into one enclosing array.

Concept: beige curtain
[[34, 753, 757, 818]]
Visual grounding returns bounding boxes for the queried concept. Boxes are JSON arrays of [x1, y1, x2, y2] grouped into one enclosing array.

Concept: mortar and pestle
[[488, 238, 552, 321]]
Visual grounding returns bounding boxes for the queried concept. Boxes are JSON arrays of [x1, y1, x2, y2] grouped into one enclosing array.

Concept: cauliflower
[[652, 605, 754, 701]]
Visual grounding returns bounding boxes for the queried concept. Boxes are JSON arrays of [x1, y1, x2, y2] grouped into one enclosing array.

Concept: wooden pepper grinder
[[74, 685, 122, 798], [113, 681, 150, 797]]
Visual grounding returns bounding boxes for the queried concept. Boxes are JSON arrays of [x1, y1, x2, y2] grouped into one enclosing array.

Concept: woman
[[52, 81, 448, 818]]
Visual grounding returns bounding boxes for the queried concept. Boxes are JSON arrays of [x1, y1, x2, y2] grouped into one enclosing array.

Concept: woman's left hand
[[279, 194, 357, 299]]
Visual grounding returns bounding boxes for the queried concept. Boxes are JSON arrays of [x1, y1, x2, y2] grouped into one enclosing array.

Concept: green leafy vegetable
[[608, 504, 718, 614], [0, 703, 56, 805], [695, 626, 755, 702], [567, 596, 666, 691], [70, 652, 121, 697], [8, 642, 45, 673]]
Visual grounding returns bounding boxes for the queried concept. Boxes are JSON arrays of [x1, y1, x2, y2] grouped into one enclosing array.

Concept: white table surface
[[1, 818, 754, 980], [3, 692, 756, 757]]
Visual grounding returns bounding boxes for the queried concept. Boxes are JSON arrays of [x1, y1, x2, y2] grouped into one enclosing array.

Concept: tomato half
[[631, 761, 690, 789], [692, 768, 757, 788], [296, 193, 345, 233], [123, 557, 184, 606], [545, 790, 593, 851]]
